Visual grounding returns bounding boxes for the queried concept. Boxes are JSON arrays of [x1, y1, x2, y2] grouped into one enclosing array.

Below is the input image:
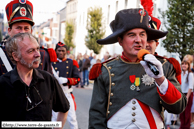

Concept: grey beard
[[20, 57, 41, 69]]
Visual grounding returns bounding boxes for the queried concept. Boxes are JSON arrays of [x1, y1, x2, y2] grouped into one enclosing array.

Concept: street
[[62, 84, 194, 129], [63, 85, 93, 129]]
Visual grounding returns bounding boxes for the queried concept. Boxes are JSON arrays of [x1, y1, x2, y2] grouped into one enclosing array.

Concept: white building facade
[[57, 0, 180, 61]]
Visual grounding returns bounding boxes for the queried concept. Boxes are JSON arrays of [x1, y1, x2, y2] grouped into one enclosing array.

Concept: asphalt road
[[63, 85, 93, 129]]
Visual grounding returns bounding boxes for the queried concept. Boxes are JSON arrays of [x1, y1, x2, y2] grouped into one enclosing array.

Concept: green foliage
[[64, 20, 75, 51], [159, 0, 194, 59], [0, 31, 2, 42], [85, 7, 105, 54]]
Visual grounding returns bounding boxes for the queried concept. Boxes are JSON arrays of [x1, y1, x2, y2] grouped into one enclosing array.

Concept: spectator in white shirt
[[180, 55, 194, 129]]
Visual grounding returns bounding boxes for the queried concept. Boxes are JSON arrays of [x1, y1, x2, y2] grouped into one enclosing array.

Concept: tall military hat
[[97, 8, 168, 45], [55, 41, 68, 51], [5, 0, 34, 26], [140, 0, 161, 30], [140, 0, 161, 41]]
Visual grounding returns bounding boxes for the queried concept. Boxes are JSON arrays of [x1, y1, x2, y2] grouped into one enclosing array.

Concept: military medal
[[141, 74, 155, 86], [129, 75, 136, 90], [135, 77, 141, 92]]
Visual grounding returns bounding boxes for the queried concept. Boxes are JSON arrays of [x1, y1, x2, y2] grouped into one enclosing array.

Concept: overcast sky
[[0, 0, 67, 25]]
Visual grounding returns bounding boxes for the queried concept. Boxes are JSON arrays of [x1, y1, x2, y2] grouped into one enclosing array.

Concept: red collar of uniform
[[121, 52, 139, 62]]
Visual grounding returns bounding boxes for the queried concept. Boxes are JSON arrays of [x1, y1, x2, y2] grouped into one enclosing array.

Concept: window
[[107, 5, 110, 24], [153, 3, 157, 16], [136, 0, 140, 8], [116, 1, 118, 13], [79, 15, 81, 26], [83, 12, 85, 25], [125, 0, 128, 9]]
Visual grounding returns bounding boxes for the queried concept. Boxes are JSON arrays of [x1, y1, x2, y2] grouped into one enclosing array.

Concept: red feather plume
[[140, 0, 154, 17]]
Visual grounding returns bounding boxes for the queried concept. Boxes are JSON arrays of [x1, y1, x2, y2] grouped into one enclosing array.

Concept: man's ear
[[8, 27, 12, 36], [12, 52, 20, 62], [31, 28, 33, 33], [156, 42, 159, 47], [118, 37, 122, 46]]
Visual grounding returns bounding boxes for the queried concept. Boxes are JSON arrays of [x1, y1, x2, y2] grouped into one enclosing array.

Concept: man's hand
[[58, 77, 68, 85], [140, 54, 164, 79]]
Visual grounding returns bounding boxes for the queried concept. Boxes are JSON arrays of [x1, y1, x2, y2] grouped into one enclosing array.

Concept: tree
[[159, 0, 194, 59], [64, 20, 75, 51], [0, 31, 2, 42], [85, 7, 105, 54]]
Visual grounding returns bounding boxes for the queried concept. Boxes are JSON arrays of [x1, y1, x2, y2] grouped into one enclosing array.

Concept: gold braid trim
[[9, 7, 20, 24], [103, 63, 112, 118], [140, 9, 144, 23]]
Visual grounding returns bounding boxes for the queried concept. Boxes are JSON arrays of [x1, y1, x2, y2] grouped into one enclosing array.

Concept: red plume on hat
[[5, 0, 34, 26], [140, 0, 153, 17], [140, 0, 161, 30]]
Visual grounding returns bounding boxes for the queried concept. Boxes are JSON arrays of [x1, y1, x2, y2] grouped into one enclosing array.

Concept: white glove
[[140, 54, 164, 78], [58, 77, 68, 85]]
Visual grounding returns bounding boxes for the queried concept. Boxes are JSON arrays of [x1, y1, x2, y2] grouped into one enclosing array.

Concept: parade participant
[[0, 33, 69, 129], [89, 8, 187, 129], [146, 16, 180, 129], [0, 0, 57, 76], [82, 54, 90, 87], [141, 1, 182, 128], [180, 55, 194, 129], [52, 42, 80, 129]]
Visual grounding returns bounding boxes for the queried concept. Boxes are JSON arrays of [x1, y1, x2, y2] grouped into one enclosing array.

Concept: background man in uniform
[[0, 0, 57, 76], [89, 8, 186, 129], [52, 42, 80, 129], [0, 33, 69, 129]]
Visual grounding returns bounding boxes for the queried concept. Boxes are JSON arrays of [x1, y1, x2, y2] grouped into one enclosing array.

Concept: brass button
[[108, 66, 112, 69], [111, 82, 115, 86], [66, 61, 68, 63], [107, 111, 110, 114], [3, 73, 5, 75], [66, 66, 69, 68], [55, 67, 57, 70], [40, 63, 43, 65], [111, 73, 115, 77], [132, 118, 136, 122], [109, 102, 112, 106], [110, 93, 113, 96], [132, 100, 136, 104], [54, 62, 56, 64], [66, 72, 69, 74], [132, 112, 136, 116], [2, 64, 5, 67], [132, 106, 136, 110], [160, 101, 162, 104]]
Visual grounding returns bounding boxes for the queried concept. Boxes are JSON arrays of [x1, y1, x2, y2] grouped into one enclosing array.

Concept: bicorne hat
[[97, 8, 168, 45], [5, 0, 34, 26]]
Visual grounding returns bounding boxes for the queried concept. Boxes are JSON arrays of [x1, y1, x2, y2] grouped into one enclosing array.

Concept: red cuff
[[67, 78, 80, 85], [47, 48, 57, 62], [157, 80, 182, 104]]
